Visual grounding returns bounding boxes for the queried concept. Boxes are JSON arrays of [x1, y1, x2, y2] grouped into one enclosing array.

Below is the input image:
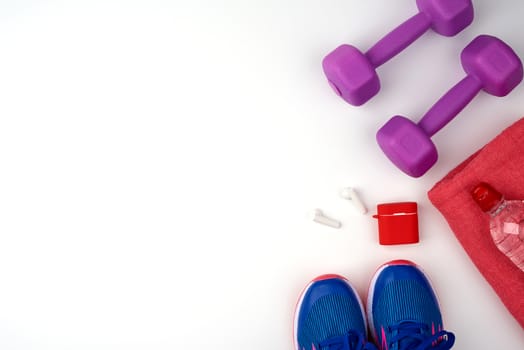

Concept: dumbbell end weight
[[461, 35, 523, 97], [322, 45, 380, 106], [376, 116, 438, 178], [416, 0, 474, 37]]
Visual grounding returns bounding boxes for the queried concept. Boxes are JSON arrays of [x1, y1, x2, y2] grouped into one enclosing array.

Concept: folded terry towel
[[428, 117, 524, 328]]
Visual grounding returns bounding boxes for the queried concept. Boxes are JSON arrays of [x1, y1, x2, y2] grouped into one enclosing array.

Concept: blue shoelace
[[319, 330, 378, 350], [387, 321, 455, 350]]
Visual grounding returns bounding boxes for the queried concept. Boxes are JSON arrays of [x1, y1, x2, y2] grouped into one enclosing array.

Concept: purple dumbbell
[[376, 35, 523, 178], [322, 0, 474, 106]]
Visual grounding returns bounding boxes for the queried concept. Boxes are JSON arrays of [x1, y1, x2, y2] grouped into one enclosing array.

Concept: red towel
[[428, 118, 524, 328]]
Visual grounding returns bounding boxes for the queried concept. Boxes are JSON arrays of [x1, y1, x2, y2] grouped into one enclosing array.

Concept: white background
[[0, 0, 522, 349]]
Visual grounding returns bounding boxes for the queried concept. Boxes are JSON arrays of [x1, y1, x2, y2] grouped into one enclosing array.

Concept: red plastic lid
[[471, 182, 503, 212], [372, 202, 419, 245]]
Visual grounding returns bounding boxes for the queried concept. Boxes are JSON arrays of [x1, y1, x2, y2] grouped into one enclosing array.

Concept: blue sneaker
[[294, 274, 377, 350], [367, 260, 455, 350]]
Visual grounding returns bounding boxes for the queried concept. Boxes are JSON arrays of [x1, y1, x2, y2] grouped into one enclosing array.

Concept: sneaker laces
[[319, 330, 378, 350], [387, 321, 455, 350]]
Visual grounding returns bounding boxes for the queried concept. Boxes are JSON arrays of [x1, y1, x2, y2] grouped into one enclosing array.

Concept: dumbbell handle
[[418, 75, 482, 137], [365, 12, 431, 67]]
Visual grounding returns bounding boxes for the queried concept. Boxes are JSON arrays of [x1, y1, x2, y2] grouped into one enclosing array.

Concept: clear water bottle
[[471, 183, 524, 272]]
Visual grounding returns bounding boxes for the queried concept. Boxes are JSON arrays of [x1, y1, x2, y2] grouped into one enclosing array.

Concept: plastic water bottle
[[471, 183, 524, 272]]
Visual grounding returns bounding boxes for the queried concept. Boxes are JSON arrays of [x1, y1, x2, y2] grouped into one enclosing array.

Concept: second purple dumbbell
[[376, 35, 523, 178], [323, 0, 474, 106]]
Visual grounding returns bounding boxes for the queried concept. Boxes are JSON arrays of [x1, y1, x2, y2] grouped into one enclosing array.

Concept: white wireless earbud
[[309, 209, 341, 229], [340, 187, 367, 214]]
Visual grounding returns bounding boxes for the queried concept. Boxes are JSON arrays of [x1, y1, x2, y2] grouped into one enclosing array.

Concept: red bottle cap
[[471, 182, 503, 212], [372, 202, 419, 245]]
